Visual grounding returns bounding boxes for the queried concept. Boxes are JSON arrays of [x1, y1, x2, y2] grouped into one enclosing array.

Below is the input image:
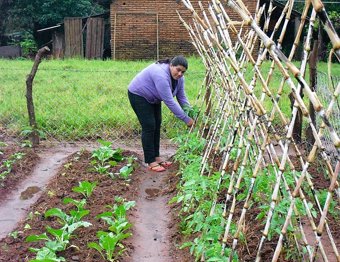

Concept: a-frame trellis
[[177, 0, 339, 260]]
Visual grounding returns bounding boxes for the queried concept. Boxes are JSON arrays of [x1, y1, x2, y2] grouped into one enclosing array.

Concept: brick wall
[[110, 0, 257, 60]]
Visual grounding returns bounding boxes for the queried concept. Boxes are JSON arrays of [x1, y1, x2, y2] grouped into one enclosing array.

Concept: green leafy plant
[[72, 180, 97, 198], [183, 104, 200, 119], [89, 197, 135, 261], [88, 231, 131, 262], [0, 152, 25, 181], [26, 197, 91, 261], [8, 230, 20, 239], [91, 140, 124, 175], [21, 126, 46, 140], [117, 156, 136, 179], [316, 189, 339, 220], [18, 32, 37, 57]]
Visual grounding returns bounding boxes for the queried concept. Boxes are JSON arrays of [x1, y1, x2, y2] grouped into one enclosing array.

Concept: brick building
[[110, 0, 257, 60]]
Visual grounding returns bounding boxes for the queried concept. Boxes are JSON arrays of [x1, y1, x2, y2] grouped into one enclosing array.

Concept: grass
[[0, 57, 338, 140], [0, 57, 205, 140]]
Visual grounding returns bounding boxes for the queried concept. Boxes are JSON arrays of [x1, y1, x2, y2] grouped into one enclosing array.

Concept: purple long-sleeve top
[[128, 63, 191, 124]]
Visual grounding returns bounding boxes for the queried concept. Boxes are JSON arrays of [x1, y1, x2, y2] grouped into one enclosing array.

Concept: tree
[[10, 0, 104, 30]]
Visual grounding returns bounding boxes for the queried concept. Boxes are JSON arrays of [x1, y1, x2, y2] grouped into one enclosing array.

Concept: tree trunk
[[25, 46, 50, 147]]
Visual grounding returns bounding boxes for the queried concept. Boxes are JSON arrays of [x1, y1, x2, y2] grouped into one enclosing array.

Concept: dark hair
[[156, 55, 188, 69]]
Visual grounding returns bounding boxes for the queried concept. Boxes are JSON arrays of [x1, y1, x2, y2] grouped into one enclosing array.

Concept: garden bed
[[0, 142, 39, 204], [0, 140, 193, 262]]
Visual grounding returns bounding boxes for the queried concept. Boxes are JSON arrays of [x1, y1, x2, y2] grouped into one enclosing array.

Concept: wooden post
[[113, 13, 117, 60], [204, 70, 212, 117], [289, 92, 303, 144], [25, 46, 50, 147], [306, 29, 319, 149]]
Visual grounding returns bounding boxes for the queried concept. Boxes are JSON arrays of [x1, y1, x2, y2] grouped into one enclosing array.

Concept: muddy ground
[[0, 139, 339, 261], [0, 140, 192, 262]]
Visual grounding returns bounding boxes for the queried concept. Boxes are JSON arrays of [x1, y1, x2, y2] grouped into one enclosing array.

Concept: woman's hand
[[187, 118, 194, 127]]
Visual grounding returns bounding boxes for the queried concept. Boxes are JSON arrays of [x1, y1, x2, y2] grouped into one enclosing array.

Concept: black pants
[[128, 91, 161, 164]]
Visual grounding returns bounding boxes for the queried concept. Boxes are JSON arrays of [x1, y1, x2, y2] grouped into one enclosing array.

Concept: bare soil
[[0, 140, 193, 262]]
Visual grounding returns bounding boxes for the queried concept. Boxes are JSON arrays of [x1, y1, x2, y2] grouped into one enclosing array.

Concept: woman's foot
[[155, 158, 172, 168], [148, 162, 166, 172]]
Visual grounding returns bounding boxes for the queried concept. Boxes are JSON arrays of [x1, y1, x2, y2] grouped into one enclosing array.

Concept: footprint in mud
[[20, 186, 40, 200], [145, 188, 160, 199]]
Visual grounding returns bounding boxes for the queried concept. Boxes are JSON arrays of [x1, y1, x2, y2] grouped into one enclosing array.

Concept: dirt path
[[124, 140, 177, 262], [126, 167, 173, 262], [0, 143, 97, 239], [302, 218, 339, 262]]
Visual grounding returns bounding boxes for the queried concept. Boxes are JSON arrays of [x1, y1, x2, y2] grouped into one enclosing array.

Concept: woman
[[128, 55, 194, 172]]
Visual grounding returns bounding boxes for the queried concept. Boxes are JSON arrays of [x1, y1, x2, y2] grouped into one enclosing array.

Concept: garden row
[[0, 140, 39, 203], [170, 129, 340, 261]]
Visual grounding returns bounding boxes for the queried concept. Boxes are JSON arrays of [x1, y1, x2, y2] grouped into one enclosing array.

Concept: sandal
[[158, 161, 172, 168], [148, 164, 166, 172]]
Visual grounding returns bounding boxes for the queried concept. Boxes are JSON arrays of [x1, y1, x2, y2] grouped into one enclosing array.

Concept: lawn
[[0, 57, 338, 140]]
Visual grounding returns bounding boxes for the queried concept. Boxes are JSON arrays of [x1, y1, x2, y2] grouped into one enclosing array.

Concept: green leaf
[[96, 211, 113, 219], [45, 240, 66, 252], [63, 198, 86, 210], [26, 233, 49, 243], [45, 208, 68, 222], [31, 246, 65, 261], [72, 181, 97, 198], [67, 221, 92, 233], [97, 139, 112, 147], [124, 201, 135, 211], [114, 205, 127, 218], [45, 227, 64, 239], [69, 209, 90, 222]]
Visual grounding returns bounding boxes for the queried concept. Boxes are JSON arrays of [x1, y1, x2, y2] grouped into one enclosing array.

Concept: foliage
[[20, 32, 38, 57], [89, 197, 135, 261], [91, 140, 123, 176], [10, 0, 104, 30], [72, 180, 97, 198], [316, 189, 340, 220], [171, 131, 235, 260], [91, 140, 136, 180], [0, 152, 25, 182], [26, 197, 91, 261], [21, 125, 46, 140], [183, 104, 200, 119]]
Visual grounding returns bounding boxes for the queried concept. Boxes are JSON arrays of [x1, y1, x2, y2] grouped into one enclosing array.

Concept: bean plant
[[171, 131, 237, 259]]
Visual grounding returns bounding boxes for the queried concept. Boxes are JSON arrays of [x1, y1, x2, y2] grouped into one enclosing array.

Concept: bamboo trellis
[[177, 0, 339, 261]]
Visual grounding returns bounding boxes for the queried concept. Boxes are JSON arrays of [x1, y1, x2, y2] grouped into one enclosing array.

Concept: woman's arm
[[153, 73, 191, 124]]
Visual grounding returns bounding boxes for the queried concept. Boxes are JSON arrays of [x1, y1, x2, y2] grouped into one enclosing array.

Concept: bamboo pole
[[176, 0, 339, 260]]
